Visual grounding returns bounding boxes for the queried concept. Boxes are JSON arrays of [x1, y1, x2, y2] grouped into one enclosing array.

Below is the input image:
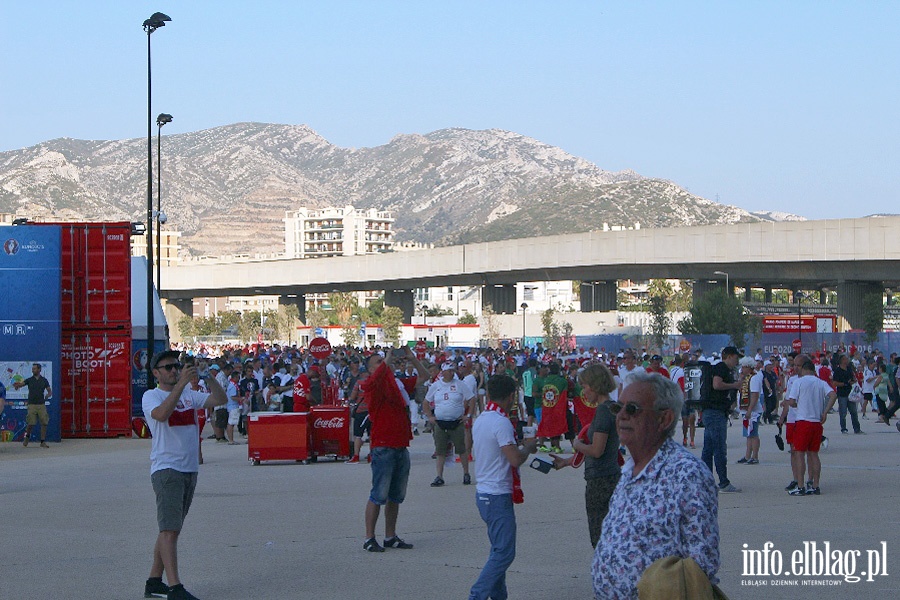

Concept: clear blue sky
[[2, 1, 898, 218]]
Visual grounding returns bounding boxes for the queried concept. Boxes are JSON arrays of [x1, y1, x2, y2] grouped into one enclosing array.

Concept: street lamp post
[[520, 302, 528, 348], [155, 113, 172, 295], [143, 11, 171, 389]]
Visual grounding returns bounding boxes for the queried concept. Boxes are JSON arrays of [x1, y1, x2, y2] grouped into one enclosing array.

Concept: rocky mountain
[[0, 122, 782, 256]]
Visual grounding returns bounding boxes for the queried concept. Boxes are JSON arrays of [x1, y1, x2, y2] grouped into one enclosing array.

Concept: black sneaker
[[430, 476, 445, 487], [144, 577, 169, 598], [363, 537, 385, 552], [788, 487, 806, 496], [785, 480, 798, 492], [463, 473, 471, 485], [384, 536, 413, 549], [807, 487, 821, 495], [166, 584, 199, 600]]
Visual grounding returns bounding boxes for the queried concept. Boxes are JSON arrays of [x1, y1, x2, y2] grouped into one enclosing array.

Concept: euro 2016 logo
[[3, 239, 19, 255]]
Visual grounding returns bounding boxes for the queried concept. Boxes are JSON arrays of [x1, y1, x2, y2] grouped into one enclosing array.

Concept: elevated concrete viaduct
[[162, 216, 900, 331]]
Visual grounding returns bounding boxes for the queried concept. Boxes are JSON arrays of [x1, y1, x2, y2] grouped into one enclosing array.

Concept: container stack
[[53, 222, 134, 438]]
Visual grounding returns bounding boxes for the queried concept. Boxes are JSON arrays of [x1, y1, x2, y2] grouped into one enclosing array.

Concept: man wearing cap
[[700, 346, 743, 493], [142, 351, 227, 600], [736, 357, 764, 465], [645, 355, 670, 379], [424, 361, 476, 486]]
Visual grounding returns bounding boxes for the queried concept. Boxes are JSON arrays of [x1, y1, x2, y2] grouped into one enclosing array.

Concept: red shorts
[[785, 422, 795, 446], [793, 421, 824, 452]]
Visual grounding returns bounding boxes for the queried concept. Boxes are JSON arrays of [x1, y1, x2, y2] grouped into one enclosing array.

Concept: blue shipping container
[[0, 226, 62, 443]]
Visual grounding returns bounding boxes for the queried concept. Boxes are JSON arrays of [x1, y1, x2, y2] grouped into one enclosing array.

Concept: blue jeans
[[701, 409, 729, 487], [368, 447, 410, 505], [469, 493, 516, 600], [837, 397, 861, 433]]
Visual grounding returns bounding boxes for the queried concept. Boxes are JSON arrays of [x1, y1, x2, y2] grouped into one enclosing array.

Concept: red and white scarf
[[486, 401, 524, 504]]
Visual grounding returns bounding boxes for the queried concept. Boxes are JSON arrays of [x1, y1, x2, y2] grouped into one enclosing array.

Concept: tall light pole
[[520, 302, 528, 348], [713, 270, 729, 296], [143, 11, 171, 389], [155, 113, 172, 295]]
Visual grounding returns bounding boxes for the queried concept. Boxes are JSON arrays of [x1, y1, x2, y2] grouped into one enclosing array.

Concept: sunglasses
[[157, 363, 183, 372], [608, 402, 655, 416]]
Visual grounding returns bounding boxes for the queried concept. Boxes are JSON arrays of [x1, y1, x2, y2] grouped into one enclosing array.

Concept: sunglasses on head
[[608, 402, 653, 416], [157, 363, 183, 372]]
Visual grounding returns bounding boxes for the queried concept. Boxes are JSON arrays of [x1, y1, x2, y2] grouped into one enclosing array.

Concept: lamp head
[[156, 113, 173, 127], [143, 12, 172, 33]]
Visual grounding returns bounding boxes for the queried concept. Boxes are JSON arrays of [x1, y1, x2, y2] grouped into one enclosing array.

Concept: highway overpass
[[161, 216, 900, 331]]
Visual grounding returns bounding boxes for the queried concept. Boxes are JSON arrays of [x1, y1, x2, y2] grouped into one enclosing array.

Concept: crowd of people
[[143, 339, 899, 599]]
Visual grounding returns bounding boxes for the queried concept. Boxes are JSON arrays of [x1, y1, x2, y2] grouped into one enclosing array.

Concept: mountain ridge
[[0, 122, 804, 256]]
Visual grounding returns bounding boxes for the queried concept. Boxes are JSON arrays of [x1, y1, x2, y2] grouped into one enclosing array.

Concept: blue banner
[[0, 226, 62, 443]]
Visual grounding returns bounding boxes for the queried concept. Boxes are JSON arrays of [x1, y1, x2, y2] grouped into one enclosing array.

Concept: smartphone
[[391, 347, 406, 358], [529, 457, 553, 474]]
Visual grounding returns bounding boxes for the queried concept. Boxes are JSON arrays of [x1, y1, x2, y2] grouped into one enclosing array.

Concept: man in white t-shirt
[[424, 362, 476, 486], [142, 350, 227, 600], [617, 350, 642, 394], [778, 354, 804, 492], [737, 357, 764, 465], [469, 374, 538, 600], [785, 359, 837, 496]]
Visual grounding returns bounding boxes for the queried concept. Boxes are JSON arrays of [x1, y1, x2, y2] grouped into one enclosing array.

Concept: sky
[[2, 1, 898, 219]]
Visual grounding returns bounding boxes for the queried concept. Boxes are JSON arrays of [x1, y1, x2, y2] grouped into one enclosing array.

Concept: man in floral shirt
[[592, 371, 720, 599]]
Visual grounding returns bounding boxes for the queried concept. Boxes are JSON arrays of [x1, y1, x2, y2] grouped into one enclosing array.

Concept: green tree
[[862, 292, 884, 344], [306, 308, 329, 330], [541, 308, 561, 351], [458, 312, 477, 325], [671, 281, 693, 312], [341, 324, 361, 347], [677, 288, 759, 347], [239, 310, 262, 342], [177, 315, 197, 340], [328, 292, 359, 325], [380, 305, 404, 346], [648, 294, 671, 351]]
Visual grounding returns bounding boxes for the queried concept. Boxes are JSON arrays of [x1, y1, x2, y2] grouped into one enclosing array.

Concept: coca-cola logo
[[310, 342, 330, 353], [314, 417, 345, 429], [309, 337, 332, 359]]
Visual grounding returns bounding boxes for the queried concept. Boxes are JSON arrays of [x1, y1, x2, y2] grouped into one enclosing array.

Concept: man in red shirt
[[645, 355, 670, 379], [362, 346, 429, 553]]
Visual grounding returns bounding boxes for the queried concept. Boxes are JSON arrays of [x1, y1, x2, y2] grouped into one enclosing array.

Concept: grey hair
[[628, 371, 683, 439]]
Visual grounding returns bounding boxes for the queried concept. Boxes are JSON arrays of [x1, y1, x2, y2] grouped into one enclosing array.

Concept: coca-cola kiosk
[[309, 405, 351, 461]]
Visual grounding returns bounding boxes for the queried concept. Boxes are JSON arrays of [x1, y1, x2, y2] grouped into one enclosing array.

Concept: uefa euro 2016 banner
[[0, 226, 62, 443]]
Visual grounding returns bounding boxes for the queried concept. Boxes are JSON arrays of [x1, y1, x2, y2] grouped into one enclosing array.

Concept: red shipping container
[[39, 222, 132, 328], [60, 331, 133, 438], [310, 405, 351, 460], [247, 412, 311, 464]]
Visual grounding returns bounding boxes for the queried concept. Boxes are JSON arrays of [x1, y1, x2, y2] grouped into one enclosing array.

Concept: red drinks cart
[[247, 412, 311, 465], [309, 405, 351, 461]]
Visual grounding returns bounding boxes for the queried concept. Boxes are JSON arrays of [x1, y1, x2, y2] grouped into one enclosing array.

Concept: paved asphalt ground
[[3, 414, 899, 600]]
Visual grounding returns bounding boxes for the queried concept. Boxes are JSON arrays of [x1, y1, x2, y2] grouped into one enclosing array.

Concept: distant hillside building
[[284, 206, 394, 259]]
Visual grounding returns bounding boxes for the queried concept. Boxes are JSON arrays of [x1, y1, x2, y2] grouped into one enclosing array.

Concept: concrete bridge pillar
[[164, 298, 193, 342], [483, 284, 517, 314], [279, 293, 306, 324], [764, 287, 773, 303], [580, 280, 617, 312], [743, 286, 753, 302], [692, 280, 715, 306], [819, 290, 828, 304], [385, 289, 416, 323], [836, 281, 883, 332]]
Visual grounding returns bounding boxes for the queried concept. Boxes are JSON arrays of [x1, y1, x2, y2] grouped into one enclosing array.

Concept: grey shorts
[[433, 420, 466, 455], [151, 469, 198, 532]]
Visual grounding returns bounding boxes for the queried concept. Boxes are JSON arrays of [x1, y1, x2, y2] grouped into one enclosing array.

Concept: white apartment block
[[284, 206, 394, 259]]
